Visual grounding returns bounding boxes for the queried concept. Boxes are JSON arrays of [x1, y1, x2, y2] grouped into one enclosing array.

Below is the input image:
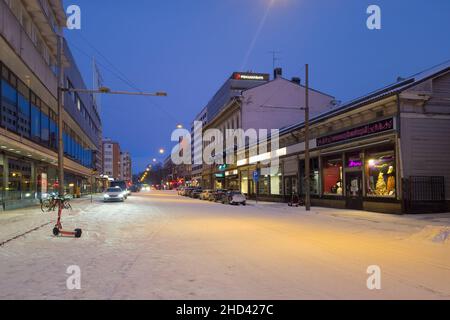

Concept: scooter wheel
[[53, 227, 60, 236], [74, 229, 82, 238]]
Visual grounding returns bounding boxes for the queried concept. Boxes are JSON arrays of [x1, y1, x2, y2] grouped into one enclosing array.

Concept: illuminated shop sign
[[348, 160, 363, 168], [317, 118, 395, 147], [232, 72, 270, 81]]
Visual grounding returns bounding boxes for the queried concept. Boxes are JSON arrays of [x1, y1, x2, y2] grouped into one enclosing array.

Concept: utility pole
[[57, 30, 65, 196], [304, 64, 311, 211]]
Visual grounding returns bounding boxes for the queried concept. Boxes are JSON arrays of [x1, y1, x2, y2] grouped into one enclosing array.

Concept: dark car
[[211, 189, 227, 202], [191, 188, 203, 199], [129, 185, 141, 193], [183, 187, 195, 197]]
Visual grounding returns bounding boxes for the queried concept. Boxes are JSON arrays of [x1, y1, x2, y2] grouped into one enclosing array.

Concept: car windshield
[[107, 188, 122, 192]]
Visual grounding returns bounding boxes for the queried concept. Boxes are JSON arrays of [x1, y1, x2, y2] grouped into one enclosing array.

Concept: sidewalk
[[245, 199, 450, 229], [0, 196, 101, 246]]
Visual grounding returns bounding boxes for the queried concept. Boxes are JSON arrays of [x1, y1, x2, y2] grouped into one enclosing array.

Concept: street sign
[[253, 170, 260, 183]]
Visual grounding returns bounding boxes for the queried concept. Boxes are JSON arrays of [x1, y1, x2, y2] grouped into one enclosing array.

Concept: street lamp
[[159, 148, 165, 155], [304, 64, 311, 211]]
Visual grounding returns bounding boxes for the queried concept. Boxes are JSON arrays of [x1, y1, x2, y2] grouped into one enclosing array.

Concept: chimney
[[291, 77, 301, 85], [274, 67, 283, 79]]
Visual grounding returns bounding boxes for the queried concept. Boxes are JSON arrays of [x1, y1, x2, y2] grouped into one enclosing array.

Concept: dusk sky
[[63, 0, 450, 173]]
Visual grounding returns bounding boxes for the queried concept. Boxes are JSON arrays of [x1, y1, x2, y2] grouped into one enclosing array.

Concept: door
[[346, 172, 363, 210]]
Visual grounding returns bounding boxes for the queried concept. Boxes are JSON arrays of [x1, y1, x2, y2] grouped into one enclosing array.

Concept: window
[[1, 65, 19, 132], [365, 150, 396, 197], [49, 110, 58, 150], [17, 80, 30, 137], [323, 157, 343, 195], [258, 175, 270, 195], [270, 174, 282, 195], [7, 159, 33, 201], [300, 158, 320, 195], [31, 101, 41, 143], [40, 105, 50, 146]]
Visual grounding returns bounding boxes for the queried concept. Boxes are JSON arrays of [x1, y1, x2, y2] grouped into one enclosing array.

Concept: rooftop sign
[[231, 72, 270, 81]]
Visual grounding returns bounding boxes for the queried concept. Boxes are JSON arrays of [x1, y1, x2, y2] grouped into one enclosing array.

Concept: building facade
[[0, 0, 101, 209], [190, 107, 207, 186], [234, 62, 450, 214], [102, 138, 121, 180], [200, 69, 335, 191], [120, 151, 132, 182]]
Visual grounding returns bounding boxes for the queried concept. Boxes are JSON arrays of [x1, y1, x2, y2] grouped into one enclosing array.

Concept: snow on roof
[[280, 60, 450, 135]]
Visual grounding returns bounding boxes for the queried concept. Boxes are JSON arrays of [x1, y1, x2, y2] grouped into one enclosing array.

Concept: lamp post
[[304, 64, 311, 211], [56, 32, 167, 197]]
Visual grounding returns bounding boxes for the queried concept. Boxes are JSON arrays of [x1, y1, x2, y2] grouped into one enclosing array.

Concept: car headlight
[[104, 194, 110, 198]]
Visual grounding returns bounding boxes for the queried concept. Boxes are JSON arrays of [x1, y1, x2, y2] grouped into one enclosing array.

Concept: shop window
[[241, 171, 249, 194], [323, 157, 343, 195], [270, 174, 282, 195], [284, 176, 298, 196], [365, 151, 396, 197], [300, 158, 320, 195], [258, 175, 270, 195], [7, 159, 33, 200]]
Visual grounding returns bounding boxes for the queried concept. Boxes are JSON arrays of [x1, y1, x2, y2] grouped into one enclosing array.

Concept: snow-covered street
[[0, 191, 449, 300]]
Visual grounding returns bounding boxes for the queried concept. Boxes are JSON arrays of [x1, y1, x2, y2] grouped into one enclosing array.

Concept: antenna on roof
[[268, 50, 282, 71]]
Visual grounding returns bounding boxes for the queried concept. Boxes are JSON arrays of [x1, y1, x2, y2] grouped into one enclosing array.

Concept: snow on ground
[[0, 191, 449, 300]]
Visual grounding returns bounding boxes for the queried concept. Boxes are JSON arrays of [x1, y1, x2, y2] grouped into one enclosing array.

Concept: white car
[[223, 191, 247, 206], [103, 187, 127, 202]]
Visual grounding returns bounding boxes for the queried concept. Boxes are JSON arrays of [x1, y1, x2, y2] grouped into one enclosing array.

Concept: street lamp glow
[[176, 124, 184, 129], [159, 149, 165, 155]]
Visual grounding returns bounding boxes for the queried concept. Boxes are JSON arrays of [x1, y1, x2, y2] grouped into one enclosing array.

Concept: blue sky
[[63, 0, 450, 173]]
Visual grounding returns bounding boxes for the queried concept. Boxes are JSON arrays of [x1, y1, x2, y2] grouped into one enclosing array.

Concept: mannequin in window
[[386, 166, 395, 196]]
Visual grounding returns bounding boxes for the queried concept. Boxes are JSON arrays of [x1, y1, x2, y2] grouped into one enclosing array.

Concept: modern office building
[[0, 0, 101, 209], [102, 138, 121, 180]]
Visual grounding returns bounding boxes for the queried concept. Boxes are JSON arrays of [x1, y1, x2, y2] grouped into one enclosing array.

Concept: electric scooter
[[52, 198, 82, 238]]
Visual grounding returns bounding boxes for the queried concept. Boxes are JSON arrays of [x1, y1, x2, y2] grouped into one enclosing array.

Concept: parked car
[[222, 191, 247, 206], [129, 185, 141, 193], [183, 187, 195, 197], [191, 188, 203, 199], [210, 189, 227, 202], [177, 187, 185, 196], [103, 187, 127, 203], [110, 181, 130, 198], [200, 190, 213, 200]]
